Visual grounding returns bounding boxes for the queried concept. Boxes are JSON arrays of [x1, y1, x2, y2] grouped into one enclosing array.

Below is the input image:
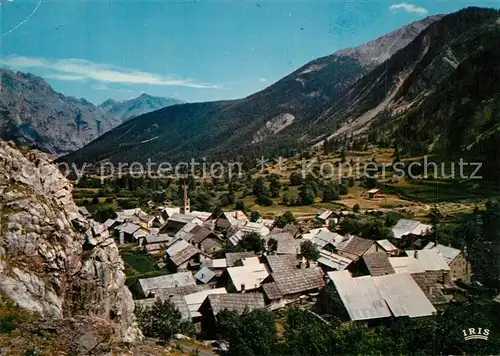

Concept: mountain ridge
[[99, 93, 184, 122], [0, 69, 120, 155], [60, 15, 441, 165]]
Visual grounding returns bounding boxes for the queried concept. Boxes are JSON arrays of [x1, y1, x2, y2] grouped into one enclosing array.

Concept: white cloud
[[45, 73, 87, 82], [389, 3, 428, 15], [258, 78, 268, 82], [0, 55, 220, 89]]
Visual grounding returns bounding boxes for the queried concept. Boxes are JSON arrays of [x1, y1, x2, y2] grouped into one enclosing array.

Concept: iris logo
[[462, 327, 490, 341]]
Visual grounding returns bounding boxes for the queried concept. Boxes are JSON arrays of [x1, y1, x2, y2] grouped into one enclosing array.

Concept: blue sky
[[1, 1, 499, 104]]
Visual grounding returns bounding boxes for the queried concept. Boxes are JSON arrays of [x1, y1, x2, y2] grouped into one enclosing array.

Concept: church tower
[[181, 183, 190, 214]]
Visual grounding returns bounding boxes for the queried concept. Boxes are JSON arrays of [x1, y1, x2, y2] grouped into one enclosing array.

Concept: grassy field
[[241, 195, 345, 220], [119, 244, 168, 287], [382, 179, 500, 203]]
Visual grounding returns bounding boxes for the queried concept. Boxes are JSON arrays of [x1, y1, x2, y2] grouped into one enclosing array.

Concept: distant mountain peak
[[0, 68, 120, 155], [334, 15, 444, 67], [99, 93, 184, 122]]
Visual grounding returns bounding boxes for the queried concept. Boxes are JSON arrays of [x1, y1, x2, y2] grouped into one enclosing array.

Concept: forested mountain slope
[[60, 16, 439, 165]]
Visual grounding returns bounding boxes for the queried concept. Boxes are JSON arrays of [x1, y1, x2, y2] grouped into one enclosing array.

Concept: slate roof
[[133, 229, 149, 239], [161, 207, 181, 217], [222, 211, 249, 225], [137, 272, 196, 297], [225, 252, 256, 267], [317, 250, 353, 271], [175, 222, 199, 241], [190, 225, 215, 243], [338, 236, 374, 258], [373, 273, 436, 318], [326, 270, 352, 281], [145, 234, 173, 245], [389, 256, 426, 274], [167, 239, 203, 266], [312, 230, 344, 249], [317, 209, 334, 221], [240, 222, 270, 236], [403, 250, 450, 271], [276, 239, 301, 255], [170, 295, 190, 320], [267, 268, 325, 299], [432, 244, 462, 264], [205, 293, 265, 316], [134, 298, 159, 309], [241, 256, 261, 266], [169, 213, 200, 224], [262, 282, 283, 300], [330, 272, 436, 321], [195, 266, 216, 284], [330, 274, 391, 321], [202, 258, 227, 269], [282, 224, 301, 236], [363, 252, 395, 276], [190, 211, 214, 222], [91, 222, 103, 236], [169, 288, 227, 320], [154, 284, 211, 299], [264, 254, 299, 273], [376, 239, 398, 253], [78, 206, 90, 216], [302, 227, 330, 241], [260, 219, 276, 228], [392, 219, 432, 239], [138, 213, 155, 223], [116, 222, 141, 235], [411, 272, 448, 305], [229, 230, 246, 247], [266, 232, 295, 242], [227, 264, 270, 292], [103, 219, 117, 230]]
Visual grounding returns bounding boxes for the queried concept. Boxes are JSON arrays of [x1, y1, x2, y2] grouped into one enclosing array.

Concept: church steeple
[[181, 183, 190, 214]]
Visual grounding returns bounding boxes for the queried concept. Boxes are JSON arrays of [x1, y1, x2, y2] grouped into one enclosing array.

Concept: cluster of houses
[[80, 199, 473, 336]]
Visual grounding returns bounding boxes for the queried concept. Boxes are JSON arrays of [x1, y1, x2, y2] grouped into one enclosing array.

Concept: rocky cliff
[[0, 69, 120, 155], [0, 141, 140, 348]]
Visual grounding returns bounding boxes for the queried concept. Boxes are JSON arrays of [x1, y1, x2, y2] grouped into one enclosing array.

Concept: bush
[[135, 299, 193, 342], [353, 203, 361, 213], [290, 172, 303, 186], [251, 211, 261, 222], [238, 232, 265, 253], [0, 296, 36, 333], [94, 207, 115, 223], [298, 187, 316, 205], [300, 240, 320, 261], [276, 211, 297, 228], [235, 200, 247, 211], [322, 186, 340, 202], [218, 308, 277, 356], [256, 194, 273, 207], [338, 184, 349, 195]]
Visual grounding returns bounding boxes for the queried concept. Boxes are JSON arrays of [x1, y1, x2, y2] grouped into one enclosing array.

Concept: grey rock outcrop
[[0, 141, 141, 343], [0, 69, 121, 155]]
